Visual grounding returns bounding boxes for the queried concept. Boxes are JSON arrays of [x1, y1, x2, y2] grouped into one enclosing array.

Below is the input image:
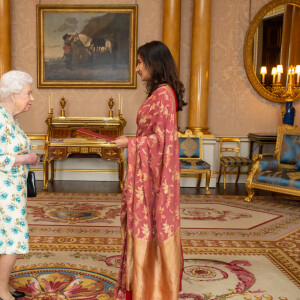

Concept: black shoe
[[11, 290, 26, 298]]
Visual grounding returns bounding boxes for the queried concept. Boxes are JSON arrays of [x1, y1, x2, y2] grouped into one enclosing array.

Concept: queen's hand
[[25, 152, 40, 165]]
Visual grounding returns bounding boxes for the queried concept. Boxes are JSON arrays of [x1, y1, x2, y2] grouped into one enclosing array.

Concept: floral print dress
[[0, 106, 30, 254]]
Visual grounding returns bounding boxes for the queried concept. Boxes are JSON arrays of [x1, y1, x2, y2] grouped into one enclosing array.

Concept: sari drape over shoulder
[[114, 86, 183, 300]]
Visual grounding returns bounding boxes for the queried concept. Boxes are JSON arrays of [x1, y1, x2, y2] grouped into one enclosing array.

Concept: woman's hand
[[26, 152, 40, 166], [114, 136, 129, 149], [14, 152, 40, 166]]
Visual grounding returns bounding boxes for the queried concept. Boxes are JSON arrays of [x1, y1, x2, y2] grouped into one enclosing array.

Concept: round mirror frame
[[244, 0, 300, 103]]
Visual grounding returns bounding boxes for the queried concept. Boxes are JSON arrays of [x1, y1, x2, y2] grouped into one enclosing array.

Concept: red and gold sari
[[114, 86, 183, 300]]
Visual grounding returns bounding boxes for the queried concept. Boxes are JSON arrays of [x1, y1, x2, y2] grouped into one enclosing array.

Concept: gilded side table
[[43, 101, 126, 191]]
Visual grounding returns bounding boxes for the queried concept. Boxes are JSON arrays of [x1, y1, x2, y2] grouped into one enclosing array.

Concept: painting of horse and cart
[[37, 5, 137, 88]]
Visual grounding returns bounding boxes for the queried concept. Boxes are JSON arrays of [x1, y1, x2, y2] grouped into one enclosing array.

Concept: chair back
[[178, 129, 203, 160], [219, 137, 241, 158], [275, 124, 300, 168]]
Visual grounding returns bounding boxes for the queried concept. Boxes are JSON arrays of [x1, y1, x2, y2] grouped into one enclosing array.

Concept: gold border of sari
[[126, 227, 182, 300]]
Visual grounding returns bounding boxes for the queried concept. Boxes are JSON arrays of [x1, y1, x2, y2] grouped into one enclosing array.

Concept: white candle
[[120, 97, 123, 114], [271, 67, 277, 84], [277, 73, 281, 83], [276, 65, 283, 83], [260, 66, 267, 84], [118, 93, 121, 111], [288, 68, 292, 84], [296, 65, 300, 84], [48, 95, 51, 113]]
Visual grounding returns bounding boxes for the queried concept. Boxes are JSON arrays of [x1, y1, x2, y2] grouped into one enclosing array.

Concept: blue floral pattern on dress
[[4, 179, 12, 187], [0, 106, 30, 255], [4, 157, 11, 165], [0, 193, 8, 200], [11, 167, 18, 174], [14, 145, 21, 152]]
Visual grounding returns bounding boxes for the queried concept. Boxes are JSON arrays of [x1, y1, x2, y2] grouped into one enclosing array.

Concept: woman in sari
[[114, 41, 186, 300]]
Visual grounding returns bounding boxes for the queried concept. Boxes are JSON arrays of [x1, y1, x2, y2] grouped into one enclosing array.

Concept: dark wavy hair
[[137, 41, 187, 111]]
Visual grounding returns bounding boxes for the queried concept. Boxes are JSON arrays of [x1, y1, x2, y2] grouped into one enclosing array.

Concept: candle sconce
[[46, 108, 53, 126], [260, 65, 300, 91], [118, 109, 123, 120], [260, 65, 300, 125]]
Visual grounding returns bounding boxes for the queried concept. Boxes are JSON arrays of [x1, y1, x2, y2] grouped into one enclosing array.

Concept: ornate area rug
[[11, 193, 300, 299]]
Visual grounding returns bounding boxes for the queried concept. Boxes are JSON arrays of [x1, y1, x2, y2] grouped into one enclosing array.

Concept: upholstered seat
[[178, 129, 211, 194], [220, 156, 252, 166], [180, 159, 211, 170], [218, 138, 252, 189], [245, 124, 300, 202], [253, 169, 300, 189]]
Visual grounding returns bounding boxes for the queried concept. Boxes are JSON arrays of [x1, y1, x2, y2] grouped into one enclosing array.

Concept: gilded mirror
[[244, 0, 300, 103]]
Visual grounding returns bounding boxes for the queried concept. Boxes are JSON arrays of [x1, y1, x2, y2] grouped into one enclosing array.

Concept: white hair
[[0, 70, 33, 102]]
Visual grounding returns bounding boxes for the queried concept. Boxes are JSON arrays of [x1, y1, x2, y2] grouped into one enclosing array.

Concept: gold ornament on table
[[60, 97, 67, 117], [108, 97, 114, 118], [108, 95, 123, 119]]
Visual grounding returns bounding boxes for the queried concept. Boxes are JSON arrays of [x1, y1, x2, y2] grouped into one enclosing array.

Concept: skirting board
[[31, 157, 248, 187]]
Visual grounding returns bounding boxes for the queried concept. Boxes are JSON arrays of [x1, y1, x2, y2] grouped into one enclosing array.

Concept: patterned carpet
[[11, 193, 300, 300]]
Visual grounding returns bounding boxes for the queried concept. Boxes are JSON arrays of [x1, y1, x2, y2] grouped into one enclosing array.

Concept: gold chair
[[245, 124, 300, 202], [178, 129, 211, 194], [217, 137, 252, 189]]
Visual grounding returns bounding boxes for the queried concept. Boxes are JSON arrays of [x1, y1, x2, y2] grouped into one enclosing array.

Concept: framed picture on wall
[[37, 5, 138, 88]]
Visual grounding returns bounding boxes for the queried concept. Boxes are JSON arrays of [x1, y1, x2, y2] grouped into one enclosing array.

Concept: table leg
[[50, 160, 55, 182], [249, 140, 254, 159], [258, 142, 263, 154], [43, 158, 49, 191], [118, 152, 125, 191]]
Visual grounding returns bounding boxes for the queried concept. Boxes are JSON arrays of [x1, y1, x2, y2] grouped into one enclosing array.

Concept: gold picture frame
[[37, 5, 137, 88]]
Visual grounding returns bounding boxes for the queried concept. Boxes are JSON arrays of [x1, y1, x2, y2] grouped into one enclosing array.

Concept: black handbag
[[27, 171, 37, 197]]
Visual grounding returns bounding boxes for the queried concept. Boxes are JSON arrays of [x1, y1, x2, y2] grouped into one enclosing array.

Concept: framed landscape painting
[[37, 5, 137, 88]]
